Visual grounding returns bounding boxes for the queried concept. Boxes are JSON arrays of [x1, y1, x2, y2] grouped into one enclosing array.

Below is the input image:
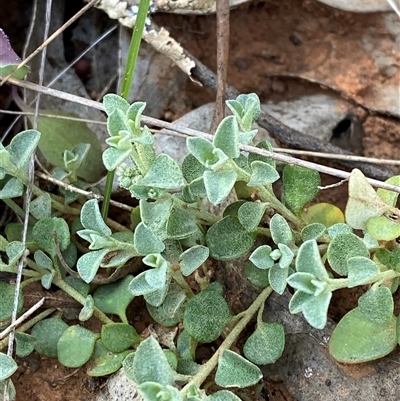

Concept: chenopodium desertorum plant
[[3, 92, 400, 401]]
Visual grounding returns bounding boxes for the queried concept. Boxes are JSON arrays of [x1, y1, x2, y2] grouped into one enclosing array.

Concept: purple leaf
[[0, 28, 29, 79]]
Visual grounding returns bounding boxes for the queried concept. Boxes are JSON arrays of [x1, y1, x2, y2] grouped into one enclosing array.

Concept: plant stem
[[257, 186, 303, 228], [327, 269, 400, 292], [54, 277, 113, 324], [171, 270, 195, 298], [2, 198, 27, 220], [101, 0, 151, 220], [180, 286, 273, 396]]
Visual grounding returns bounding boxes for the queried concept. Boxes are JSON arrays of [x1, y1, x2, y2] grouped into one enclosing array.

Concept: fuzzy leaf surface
[[204, 170, 237, 205], [347, 257, 379, 287], [0, 353, 18, 381], [243, 322, 285, 365], [101, 323, 140, 353], [206, 216, 255, 260], [93, 275, 134, 323], [283, 165, 320, 215], [213, 116, 240, 159], [215, 350, 262, 388], [248, 161, 279, 186], [238, 201, 267, 232], [183, 286, 230, 343], [179, 245, 209, 276], [366, 215, 400, 241], [345, 169, 393, 230], [139, 154, 184, 189], [358, 286, 394, 324], [327, 233, 369, 276], [33, 111, 104, 182], [123, 336, 175, 385], [31, 317, 68, 358], [80, 199, 111, 236], [270, 214, 293, 245], [330, 307, 397, 363]]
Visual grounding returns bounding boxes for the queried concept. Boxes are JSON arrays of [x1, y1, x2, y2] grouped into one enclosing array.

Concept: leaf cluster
[[3, 89, 400, 401]]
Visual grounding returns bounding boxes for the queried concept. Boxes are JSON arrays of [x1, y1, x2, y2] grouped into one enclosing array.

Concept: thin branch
[[387, 0, 400, 17], [4, 107, 400, 166], [0, 0, 101, 86], [7, 76, 400, 195], [271, 147, 400, 166], [210, 0, 230, 132], [0, 109, 107, 125], [0, 298, 46, 340], [318, 178, 348, 191], [35, 171, 133, 212]]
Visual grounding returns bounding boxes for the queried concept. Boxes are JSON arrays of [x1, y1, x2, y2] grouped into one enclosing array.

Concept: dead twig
[[0, 298, 46, 341], [210, 0, 230, 133], [0, 0, 101, 86], [7, 76, 400, 195], [35, 171, 133, 212], [189, 55, 394, 181]]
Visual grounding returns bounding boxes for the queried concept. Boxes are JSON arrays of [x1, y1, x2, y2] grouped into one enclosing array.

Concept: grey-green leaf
[[0, 283, 23, 323], [270, 214, 292, 245], [93, 275, 134, 323], [134, 222, 165, 255], [358, 286, 394, 324], [34, 111, 104, 182], [80, 199, 111, 236], [77, 249, 109, 283], [0, 353, 18, 381], [213, 116, 240, 159], [31, 316, 68, 358], [179, 246, 209, 276], [215, 350, 262, 388], [327, 233, 369, 276], [347, 257, 379, 287], [123, 336, 175, 386], [238, 202, 267, 232], [206, 216, 255, 260], [283, 165, 320, 215], [0, 177, 24, 199], [183, 287, 230, 343], [248, 161, 279, 186], [268, 265, 288, 294], [57, 325, 98, 368], [296, 240, 328, 279], [139, 154, 184, 189], [243, 322, 285, 365], [204, 170, 237, 206]]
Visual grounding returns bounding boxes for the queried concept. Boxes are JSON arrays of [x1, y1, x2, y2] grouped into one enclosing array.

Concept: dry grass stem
[[35, 171, 134, 212], [6, 76, 400, 194]]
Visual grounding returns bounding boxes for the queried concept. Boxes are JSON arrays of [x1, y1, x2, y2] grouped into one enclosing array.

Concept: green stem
[[101, 170, 115, 221], [2, 198, 27, 220], [180, 286, 273, 396], [257, 186, 303, 228], [255, 227, 271, 238], [101, 0, 151, 220], [171, 270, 195, 298], [120, 0, 151, 100], [53, 277, 113, 324], [20, 277, 42, 288], [326, 269, 400, 292]]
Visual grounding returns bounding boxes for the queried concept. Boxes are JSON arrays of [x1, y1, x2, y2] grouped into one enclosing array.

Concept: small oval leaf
[[330, 307, 397, 363]]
